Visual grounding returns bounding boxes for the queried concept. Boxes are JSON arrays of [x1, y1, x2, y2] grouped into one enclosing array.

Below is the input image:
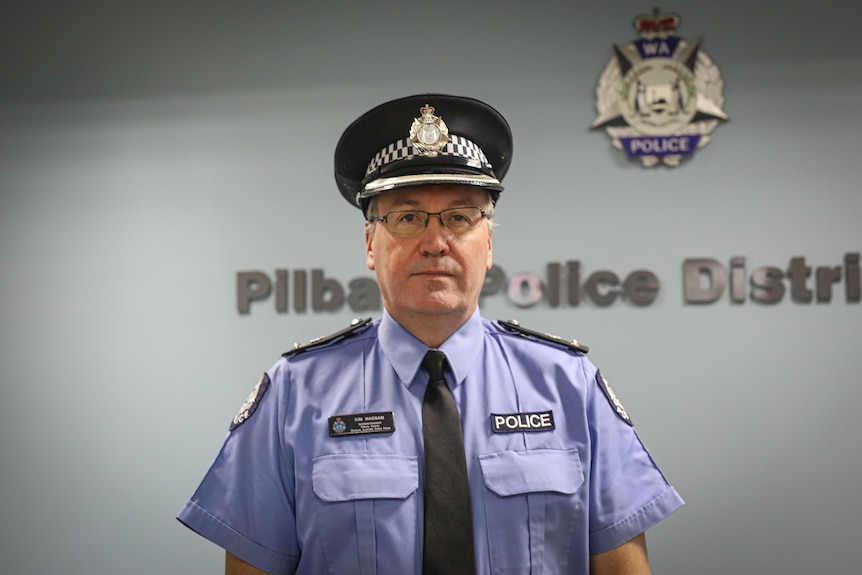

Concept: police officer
[[178, 94, 684, 575]]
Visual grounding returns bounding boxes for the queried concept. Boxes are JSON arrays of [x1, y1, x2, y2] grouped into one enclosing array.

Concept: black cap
[[334, 94, 513, 211]]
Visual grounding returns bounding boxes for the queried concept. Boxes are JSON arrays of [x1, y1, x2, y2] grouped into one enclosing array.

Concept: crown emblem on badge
[[409, 104, 450, 156], [633, 9, 679, 38], [591, 9, 728, 167]]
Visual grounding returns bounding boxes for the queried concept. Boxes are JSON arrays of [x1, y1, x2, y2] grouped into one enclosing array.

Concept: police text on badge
[[491, 411, 555, 433]]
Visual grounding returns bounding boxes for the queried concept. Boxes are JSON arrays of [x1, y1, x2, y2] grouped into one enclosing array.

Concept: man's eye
[[396, 212, 419, 223]]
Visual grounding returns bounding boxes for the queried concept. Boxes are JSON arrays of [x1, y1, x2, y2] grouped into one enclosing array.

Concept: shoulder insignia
[[282, 317, 373, 357], [230, 373, 270, 431], [497, 319, 589, 354], [597, 370, 633, 426]]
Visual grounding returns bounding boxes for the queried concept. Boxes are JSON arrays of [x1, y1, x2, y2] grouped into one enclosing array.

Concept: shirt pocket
[[479, 448, 585, 575], [312, 453, 419, 575]]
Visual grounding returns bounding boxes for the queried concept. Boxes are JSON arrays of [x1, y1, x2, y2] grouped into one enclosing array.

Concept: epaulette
[[497, 319, 589, 354], [282, 317, 373, 357]]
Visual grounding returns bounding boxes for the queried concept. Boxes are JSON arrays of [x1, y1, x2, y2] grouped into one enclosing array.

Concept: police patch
[[597, 370, 632, 426], [491, 411, 555, 433], [230, 373, 270, 431]]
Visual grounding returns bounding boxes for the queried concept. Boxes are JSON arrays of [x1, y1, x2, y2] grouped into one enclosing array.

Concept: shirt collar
[[379, 307, 484, 388]]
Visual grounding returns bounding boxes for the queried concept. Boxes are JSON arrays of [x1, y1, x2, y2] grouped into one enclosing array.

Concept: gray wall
[[1, 1, 860, 573]]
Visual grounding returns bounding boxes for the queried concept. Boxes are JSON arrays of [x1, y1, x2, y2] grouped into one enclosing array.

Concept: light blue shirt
[[178, 309, 683, 574]]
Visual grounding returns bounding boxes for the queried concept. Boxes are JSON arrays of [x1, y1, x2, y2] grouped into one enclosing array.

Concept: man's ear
[[365, 223, 375, 270]]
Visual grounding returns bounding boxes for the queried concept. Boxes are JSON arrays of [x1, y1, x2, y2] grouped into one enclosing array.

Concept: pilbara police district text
[[236, 253, 860, 313]]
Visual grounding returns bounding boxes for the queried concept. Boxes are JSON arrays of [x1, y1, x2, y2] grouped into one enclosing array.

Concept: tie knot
[[422, 350, 447, 382]]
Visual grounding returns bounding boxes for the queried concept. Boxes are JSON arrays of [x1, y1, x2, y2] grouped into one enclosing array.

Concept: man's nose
[[428, 213, 448, 230], [418, 214, 451, 253]]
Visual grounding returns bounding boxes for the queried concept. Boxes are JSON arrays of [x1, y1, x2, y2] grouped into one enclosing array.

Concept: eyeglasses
[[371, 207, 488, 238]]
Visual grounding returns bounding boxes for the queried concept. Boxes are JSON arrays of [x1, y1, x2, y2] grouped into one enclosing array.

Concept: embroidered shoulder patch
[[597, 370, 632, 426], [230, 373, 271, 431]]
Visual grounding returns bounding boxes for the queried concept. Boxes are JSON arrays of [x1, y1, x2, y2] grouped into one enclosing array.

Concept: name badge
[[329, 411, 396, 437], [491, 411, 555, 433]]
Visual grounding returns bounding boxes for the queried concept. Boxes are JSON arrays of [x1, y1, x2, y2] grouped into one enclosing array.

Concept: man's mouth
[[413, 269, 455, 278]]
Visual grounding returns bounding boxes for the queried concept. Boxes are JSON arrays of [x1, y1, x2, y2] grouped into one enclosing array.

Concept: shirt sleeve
[[176, 362, 300, 575], [583, 362, 685, 554]]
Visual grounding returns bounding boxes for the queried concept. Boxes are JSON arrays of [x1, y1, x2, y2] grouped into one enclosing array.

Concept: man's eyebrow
[[388, 196, 480, 210], [388, 198, 423, 209]]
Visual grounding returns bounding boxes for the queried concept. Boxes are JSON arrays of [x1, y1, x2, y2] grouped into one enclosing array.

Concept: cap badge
[[409, 104, 450, 156]]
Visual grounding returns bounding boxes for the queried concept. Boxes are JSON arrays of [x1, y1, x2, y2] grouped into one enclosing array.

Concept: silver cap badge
[[409, 104, 450, 156]]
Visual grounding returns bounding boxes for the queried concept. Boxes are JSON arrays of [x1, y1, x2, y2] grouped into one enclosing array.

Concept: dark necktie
[[421, 350, 476, 574]]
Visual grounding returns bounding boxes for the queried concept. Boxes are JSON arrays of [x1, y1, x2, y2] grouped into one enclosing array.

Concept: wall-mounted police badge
[[591, 9, 728, 167]]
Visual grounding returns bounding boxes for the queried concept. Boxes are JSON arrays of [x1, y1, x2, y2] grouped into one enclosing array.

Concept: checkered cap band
[[365, 134, 492, 176]]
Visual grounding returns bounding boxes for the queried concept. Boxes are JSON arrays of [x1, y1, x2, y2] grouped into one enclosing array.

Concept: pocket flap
[[479, 449, 584, 497], [313, 454, 419, 502]]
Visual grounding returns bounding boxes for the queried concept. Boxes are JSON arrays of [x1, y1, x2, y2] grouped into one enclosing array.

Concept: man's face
[[366, 184, 493, 328]]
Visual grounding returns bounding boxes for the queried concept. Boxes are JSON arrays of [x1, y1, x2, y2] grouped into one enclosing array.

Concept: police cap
[[334, 94, 513, 211]]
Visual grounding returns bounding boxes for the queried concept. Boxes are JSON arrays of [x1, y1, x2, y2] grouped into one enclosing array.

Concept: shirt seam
[[181, 500, 299, 564], [588, 485, 675, 538]]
